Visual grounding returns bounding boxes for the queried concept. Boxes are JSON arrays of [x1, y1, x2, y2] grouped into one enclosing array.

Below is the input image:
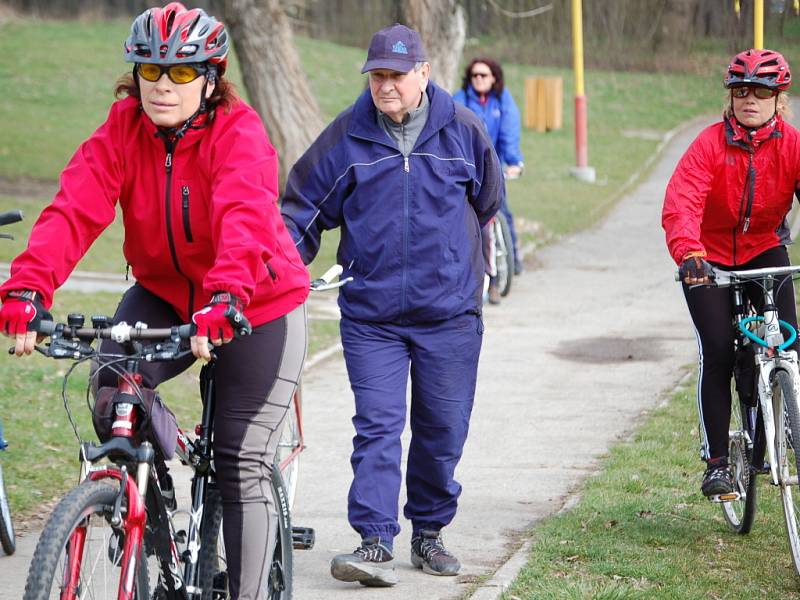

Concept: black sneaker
[[410, 529, 460, 576], [330, 537, 398, 587], [701, 460, 734, 497]]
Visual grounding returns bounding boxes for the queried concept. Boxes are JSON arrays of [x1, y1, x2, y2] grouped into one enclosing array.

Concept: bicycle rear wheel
[[0, 463, 16, 555], [198, 484, 227, 600], [276, 391, 301, 510], [775, 369, 800, 576], [721, 378, 757, 533], [268, 466, 293, 600], [23, 479, 155, 600], [492, 213, 513, 297]]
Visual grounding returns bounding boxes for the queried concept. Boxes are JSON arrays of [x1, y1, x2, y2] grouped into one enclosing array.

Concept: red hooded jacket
[[0, 96, 309, 325], [663, 115, 800, 266]]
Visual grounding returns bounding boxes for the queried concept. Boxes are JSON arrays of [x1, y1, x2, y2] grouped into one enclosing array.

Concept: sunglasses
[[471, 72, 492, 80], [137, 63, 208, 84], [731, 86, 779, 100]]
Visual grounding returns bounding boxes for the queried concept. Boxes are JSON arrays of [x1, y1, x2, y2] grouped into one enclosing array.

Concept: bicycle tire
[[721, 379, 757, 533], [493, 213, 513, 297], [23, 479, 153, 600], [776, 368, 800, 576], [276, 393, 301, 510], [0, 464, 16, 555], [268, 466, 293, 600], [198, 484, 226, 600]]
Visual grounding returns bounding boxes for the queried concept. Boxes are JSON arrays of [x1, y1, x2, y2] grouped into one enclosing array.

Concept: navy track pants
[[340, 312, 483, 542]]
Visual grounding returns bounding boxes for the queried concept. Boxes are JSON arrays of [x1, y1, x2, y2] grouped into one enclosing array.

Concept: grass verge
[[504, 375, 800, 599]]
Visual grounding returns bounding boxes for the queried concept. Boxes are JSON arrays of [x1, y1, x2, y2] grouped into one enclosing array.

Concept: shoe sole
[[410, 552, 460, 576], [330, 559, 398, 587]]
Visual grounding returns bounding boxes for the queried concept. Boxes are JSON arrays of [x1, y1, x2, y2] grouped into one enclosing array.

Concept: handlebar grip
[[318, 264, 343, 285], [0, 210, 22, 226]]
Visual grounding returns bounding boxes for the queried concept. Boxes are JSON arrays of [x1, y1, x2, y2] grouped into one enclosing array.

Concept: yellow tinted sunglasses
[[137, 63, 208, 84], [731, 86, 779, 100]]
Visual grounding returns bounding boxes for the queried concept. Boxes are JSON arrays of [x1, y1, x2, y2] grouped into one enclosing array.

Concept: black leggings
[[96, 284, 307, 600], [683, 245, 799, 461]]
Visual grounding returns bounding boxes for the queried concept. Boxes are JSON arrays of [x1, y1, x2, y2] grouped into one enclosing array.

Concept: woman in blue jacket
[[454, 58, 525, 293]]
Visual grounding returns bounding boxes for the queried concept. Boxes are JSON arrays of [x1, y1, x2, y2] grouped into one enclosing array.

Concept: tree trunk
[[403, 0, 466, 92], [218, 0, 325, 185]]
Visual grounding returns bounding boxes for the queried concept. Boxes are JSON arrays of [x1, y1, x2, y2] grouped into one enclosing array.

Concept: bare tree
[[218, 0, 325, 182], [404, 0, 466, 92]]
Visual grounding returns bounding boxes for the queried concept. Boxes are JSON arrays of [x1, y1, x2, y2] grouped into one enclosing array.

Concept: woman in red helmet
[[663, 49, 800, 498], [0, 3, 308, 598]]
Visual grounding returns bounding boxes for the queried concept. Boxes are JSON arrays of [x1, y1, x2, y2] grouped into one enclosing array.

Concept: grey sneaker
[[330, 537, 398, 587], [410, 529, 460, 576]]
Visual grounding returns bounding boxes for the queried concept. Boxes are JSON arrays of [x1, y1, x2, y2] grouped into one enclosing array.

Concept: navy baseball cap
[[361, 23, 427, 74]]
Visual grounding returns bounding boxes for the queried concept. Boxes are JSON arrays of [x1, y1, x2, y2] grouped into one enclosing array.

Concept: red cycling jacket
[[663, 115, 800, 267], [0, 96, 309, 326]]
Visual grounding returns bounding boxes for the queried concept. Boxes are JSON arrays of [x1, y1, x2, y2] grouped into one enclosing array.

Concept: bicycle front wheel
[[23, 479, 153, 600], [0, 463, 16, 555], [721, 380, 757, 533], [492, 213, 513, 297], [775, 368, 800, 576]]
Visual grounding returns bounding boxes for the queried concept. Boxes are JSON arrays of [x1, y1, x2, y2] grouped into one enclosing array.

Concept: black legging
[[683, 245, 800, 461]]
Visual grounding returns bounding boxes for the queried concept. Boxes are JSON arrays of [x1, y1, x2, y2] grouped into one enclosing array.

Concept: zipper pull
[[165, 153, 172, 172], [743, 217, 750, 233], [404, 157, 409, 172], [182, 185, 190, 209], [125, 264, 130, 281]]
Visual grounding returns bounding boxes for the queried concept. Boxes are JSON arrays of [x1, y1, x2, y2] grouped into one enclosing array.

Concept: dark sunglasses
[[137, 63, 208, 84], [731, 86, 779, 100], [471, 71, 492, 80]]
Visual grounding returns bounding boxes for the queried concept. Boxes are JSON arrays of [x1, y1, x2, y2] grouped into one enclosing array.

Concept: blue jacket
[[281, 82, 503, 323], [453, 86, 523, 167]]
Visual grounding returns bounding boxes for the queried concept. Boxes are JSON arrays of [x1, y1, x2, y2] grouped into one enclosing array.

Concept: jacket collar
[[139, 102, 209, 149], [348, 81, 455, 148], [725, 113, 783, 150]]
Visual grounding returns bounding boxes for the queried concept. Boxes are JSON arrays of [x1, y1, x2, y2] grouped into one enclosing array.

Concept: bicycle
[[18, 317, 294, 599], [0, 209, 23, 557], [687, 264, 800, 574]]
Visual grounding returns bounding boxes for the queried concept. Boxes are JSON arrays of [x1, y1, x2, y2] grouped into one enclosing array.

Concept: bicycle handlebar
[[35, 320, 194, 342], [675, 264, 800, 287], [0, 210, 22, 227], [310, 264, 352, 292]]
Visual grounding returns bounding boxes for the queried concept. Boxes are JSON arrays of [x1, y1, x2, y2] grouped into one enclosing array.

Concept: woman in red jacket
[[0, 4, 309, 598], [663, 49, 800, 499]]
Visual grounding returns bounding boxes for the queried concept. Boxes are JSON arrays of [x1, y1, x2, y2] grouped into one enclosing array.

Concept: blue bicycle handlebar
[[738, 316, 798, 351]]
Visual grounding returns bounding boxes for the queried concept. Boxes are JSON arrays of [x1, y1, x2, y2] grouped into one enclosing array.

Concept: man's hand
[[0, 290, 51, 356], [679, 251, 716, 285], [191, 292, 252, 361]]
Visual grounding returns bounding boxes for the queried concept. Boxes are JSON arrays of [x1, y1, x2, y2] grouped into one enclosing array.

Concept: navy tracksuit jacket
[[281, 82, 503, 540]]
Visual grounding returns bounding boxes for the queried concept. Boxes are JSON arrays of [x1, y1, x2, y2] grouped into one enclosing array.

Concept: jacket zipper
[[401, 155, 410, 318], [162, 138, 195, 318], [181, 185, 193, 242], [732, 150, 755, 265]]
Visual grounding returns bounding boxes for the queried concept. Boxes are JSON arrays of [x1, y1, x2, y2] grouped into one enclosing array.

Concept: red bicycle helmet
[[124, 2, 229, 74], [724, 49, 792, 91]]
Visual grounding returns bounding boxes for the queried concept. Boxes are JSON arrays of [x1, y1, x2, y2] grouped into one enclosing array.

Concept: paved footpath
[[0, 117, 710, 598]]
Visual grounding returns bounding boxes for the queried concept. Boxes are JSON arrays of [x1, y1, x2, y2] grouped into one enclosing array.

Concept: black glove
[[679, 255, 715, 283]]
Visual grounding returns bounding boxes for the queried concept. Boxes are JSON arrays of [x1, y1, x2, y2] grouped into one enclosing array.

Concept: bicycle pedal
[[708, 492, 741, 503], [292, 526, 315, 550]]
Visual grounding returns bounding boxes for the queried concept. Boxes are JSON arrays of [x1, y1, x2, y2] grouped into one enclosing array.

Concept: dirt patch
[[550, 335, 673, 364], [0, 177, 58, 200]]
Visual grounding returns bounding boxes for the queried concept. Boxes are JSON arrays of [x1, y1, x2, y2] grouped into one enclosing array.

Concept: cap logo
[[392, 40, 408, 54]]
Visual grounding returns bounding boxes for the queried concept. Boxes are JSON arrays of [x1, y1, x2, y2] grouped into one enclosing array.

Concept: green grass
[[504, 376, 800, 599]]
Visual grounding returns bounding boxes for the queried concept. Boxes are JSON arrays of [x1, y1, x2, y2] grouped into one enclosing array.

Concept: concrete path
[[0, 117, 710, 599]]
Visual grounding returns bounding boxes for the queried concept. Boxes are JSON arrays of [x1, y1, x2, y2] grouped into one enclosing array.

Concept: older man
[[281, 23, 503, 587]]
